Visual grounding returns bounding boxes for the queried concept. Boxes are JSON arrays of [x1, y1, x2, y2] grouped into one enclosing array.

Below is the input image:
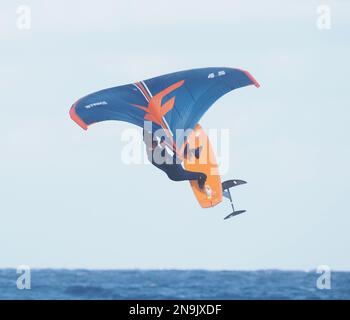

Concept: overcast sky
[[0, 0, 349, 270]]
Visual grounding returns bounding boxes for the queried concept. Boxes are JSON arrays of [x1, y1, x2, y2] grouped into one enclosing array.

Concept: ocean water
[[0, 269, 349, 300]]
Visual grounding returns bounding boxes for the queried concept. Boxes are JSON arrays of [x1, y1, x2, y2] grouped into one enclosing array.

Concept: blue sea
[[0, 269, 349, 300]]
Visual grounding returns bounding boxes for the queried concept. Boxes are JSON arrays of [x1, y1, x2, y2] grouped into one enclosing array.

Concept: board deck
[[183, 124, 222, 208]]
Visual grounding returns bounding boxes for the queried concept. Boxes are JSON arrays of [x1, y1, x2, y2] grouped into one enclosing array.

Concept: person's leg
[[162, 164, 207, 188], [165, 165, 199, 181]]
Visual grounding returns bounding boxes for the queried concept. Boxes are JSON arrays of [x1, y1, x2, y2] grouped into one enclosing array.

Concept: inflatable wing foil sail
[[70, 67, 259, 149]]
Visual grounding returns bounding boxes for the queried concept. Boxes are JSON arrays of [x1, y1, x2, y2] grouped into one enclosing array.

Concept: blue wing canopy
[[70, 67, 259, 148]]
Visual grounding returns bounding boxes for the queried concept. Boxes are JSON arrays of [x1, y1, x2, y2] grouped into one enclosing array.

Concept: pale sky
[[0, 0, 349, 270]]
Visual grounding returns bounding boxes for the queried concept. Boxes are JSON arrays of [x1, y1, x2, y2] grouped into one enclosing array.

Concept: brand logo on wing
[[131, 80, 185, 126], [208, 70, 226, 79], [84, 101, 108, 109]]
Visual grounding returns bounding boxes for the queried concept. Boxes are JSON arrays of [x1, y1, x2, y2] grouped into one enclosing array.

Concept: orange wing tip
[[69, 103, 88, 130], [241, 69, 260, 88]]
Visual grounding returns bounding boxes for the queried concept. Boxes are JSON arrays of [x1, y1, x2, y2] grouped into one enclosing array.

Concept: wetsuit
[[146, 142, 206, 186]]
